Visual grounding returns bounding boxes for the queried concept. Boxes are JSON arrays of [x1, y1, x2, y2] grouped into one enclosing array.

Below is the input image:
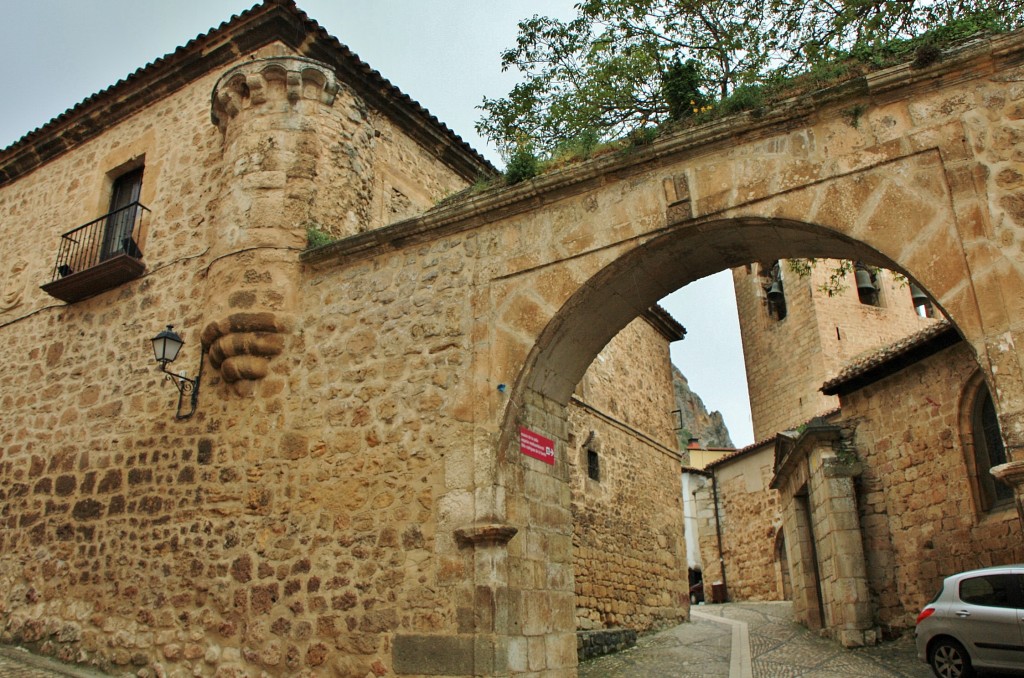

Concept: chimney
[[687, 438, 700, 450]]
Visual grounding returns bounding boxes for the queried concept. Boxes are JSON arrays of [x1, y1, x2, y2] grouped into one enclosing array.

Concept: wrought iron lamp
[[151, 325, 203, 420]]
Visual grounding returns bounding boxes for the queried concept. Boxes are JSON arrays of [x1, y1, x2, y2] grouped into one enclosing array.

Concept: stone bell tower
[[202, 48, 375, 394], [733, 260, 938, 440]]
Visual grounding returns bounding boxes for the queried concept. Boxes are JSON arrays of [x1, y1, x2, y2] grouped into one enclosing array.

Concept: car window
[[959, 574, 1017, 609]]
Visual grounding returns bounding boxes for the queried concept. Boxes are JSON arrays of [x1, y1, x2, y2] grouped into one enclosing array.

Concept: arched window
[[965, 377, 1013, 512]]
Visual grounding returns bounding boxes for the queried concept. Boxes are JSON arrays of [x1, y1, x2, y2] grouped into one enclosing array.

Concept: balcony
[[41, 202, 149, 303]]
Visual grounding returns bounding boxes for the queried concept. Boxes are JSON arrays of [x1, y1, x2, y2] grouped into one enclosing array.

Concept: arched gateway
[[2, 2, 1024, 675], [304, 32, 1024, 673]]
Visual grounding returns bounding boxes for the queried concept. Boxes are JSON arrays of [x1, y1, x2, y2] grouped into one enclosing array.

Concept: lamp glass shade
[[152, 326, 184, 364]]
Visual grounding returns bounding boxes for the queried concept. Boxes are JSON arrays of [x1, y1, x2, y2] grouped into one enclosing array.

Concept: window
[[587, 448, 600, 481], [960, 574, 1017, 609], [973, 385, 1013, 511], [40, 163, 148, 303], [910, 283, 935, 318], [103, 167, 144, 261]]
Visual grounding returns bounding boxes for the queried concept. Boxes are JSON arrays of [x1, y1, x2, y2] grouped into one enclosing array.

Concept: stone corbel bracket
[[454, 523, 519, 548], [211, 55, 340, 131], [201, 312, 291, 390]]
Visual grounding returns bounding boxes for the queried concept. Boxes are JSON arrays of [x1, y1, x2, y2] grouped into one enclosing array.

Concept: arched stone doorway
[[490, 192, 1021, 673]]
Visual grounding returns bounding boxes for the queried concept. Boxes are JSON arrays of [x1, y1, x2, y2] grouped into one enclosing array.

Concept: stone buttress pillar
[[808, 449, 876, 647], [771, 422, 875, 643]]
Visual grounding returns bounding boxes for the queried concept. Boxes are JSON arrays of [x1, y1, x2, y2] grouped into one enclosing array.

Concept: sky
[[0, 0, 753, 447]]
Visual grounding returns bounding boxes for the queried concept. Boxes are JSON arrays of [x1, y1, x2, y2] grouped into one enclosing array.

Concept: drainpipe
[[710, 467, 728, 601]]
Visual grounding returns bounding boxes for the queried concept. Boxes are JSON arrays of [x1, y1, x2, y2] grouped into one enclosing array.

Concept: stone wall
[[695, 444, 784, 603], [5, 9, 1024, 676], [568, 316, 688, 632], [576, 628, 636, 661], [0, 35, 480, 676], [733, 261, 935, 441], [840, 342, 1024, 632]]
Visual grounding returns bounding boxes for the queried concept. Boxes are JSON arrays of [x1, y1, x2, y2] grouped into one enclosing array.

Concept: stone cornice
[[303, 28, 1024, 270], [0, 0, 495, 186], [769, 420, 842, 490], [211, 55, 340, 132]]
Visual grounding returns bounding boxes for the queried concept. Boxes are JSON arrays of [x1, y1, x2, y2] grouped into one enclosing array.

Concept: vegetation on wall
[[305, 225, 335, 249], [477, 1, 1021, 159]]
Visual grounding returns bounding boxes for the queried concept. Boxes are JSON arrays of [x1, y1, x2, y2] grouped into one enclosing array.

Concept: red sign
[[520, 427, 555, 465]]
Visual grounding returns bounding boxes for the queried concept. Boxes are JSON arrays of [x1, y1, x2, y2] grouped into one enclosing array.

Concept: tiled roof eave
[[821, 321, 959, 396], [0, 0, 495, 187]]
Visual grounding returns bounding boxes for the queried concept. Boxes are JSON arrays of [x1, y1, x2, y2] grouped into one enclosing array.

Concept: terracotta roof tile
[[704, 407, 841, 469], [1, 0, 495, 182], [821, 320, 957, 395]]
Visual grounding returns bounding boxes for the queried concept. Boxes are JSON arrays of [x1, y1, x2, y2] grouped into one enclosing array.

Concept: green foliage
[[663, 58, 711, 119], [306, 225, 334, 249], [842, 103, 869, 128], [504, 143, 541, 184], [787, 258, 855, 297], [627, 126, 660, 146], [471, 176, 499, 194], [551, 128, 603, 163], [478, 1, 1023, 155], [477, 0, 775, 155], [717, 84, 766, 116]]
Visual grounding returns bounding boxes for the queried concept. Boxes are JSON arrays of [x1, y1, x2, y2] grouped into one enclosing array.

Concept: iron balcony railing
[[47, 202, 149, 283]]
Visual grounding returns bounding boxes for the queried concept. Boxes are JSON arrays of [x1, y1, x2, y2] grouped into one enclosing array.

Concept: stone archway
[[493, 217, 950, 674], [486, 140, 1024, 671], [300, 36, 1024, 675]]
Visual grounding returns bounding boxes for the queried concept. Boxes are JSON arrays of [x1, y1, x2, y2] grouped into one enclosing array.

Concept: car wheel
[[929, 638, 973, 678]]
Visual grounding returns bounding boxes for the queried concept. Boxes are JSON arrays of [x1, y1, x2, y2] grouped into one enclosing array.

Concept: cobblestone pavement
[[580, 601, 935, 678]]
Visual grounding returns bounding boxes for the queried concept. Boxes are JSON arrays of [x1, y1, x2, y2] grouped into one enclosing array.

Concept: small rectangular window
[[587, 449, 600, 481]]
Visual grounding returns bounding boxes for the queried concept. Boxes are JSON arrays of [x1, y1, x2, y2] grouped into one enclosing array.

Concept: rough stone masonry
[[4, 1, 1024, 676]]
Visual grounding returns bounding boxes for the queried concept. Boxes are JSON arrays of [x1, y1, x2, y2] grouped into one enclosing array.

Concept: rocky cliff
[[673, 366, 734, 450]]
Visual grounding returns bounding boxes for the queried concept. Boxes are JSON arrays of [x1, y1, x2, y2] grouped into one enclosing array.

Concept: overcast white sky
[[0, 0, 753, 447]]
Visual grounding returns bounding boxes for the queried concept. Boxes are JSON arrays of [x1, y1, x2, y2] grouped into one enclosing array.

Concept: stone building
[[691, 259, 939, 612], [698, 293, 1024, 644], [568, 307, 688, 634], [688, 440, 786, 605], [0, 2, 690, 675], [5, 1, 1024, 675], [734, 260, 938, 441], [805, 322, 1024, 640]]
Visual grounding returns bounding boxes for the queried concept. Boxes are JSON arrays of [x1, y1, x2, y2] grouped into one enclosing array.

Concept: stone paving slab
[[579, 612, 732, 678], [1, 603, 1017, 677], [580, 601, 937, 678]]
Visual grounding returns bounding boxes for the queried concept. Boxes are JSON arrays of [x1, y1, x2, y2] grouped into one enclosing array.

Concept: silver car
[[915, 565, 1024, 678]]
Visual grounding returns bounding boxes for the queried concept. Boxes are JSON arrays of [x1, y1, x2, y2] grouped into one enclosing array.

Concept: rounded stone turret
[[203, 52, 370, 394]]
